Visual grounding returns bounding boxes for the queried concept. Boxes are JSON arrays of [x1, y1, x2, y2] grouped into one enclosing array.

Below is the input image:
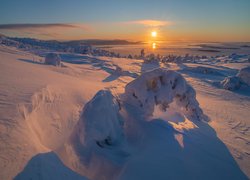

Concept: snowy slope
[[0, 45, 249, 179], [0, 45, 106, 179]]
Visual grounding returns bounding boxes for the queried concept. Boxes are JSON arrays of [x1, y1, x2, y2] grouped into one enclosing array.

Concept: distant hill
[[0, 35, 126, 57], [66, 39, 142, 46]]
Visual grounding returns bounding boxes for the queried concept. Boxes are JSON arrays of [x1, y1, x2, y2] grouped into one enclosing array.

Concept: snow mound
[[237, 66, 250, 86], [45, 53, 61, 66], [123, 68, 206, 121], [73, 90, 124, 148], [58, 90, 127, 180], [220, 76, 241, 90], [221, 66, 250, 91], [185, 66, 223, 75]]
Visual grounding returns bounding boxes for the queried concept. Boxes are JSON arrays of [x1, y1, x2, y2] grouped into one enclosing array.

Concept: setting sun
[[151, 31, 157, 37]]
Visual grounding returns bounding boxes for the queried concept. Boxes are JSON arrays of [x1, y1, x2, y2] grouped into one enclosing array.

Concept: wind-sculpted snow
[[237, 66, 250, 86], [221, 76, 241, 90], [123, 68, 207, 121], [1, 46, 249, 179], [57, 69, 219, 180], [72, 90, 124, 148], [45, 53, 61, 66], [57, 68, 248, 180], [221, 66, 250, 91], [58, 90, 128, 180]]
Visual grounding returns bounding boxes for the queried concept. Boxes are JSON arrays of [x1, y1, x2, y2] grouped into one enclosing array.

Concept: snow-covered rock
[[237, 66, 250, 86], [220, 76, 241, 91], [45, 53, 61, 66], [123, 68, 206, 121]]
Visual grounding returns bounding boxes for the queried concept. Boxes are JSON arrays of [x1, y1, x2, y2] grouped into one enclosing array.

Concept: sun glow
[[152, 42, 156, 49], [151, 31, 157, 37]]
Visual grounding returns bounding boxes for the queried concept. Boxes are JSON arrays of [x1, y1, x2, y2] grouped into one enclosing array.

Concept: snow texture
[[0, 41, 250, 180]]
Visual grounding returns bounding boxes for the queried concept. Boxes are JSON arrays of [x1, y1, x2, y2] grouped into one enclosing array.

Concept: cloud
[[0, 23, 78, 29], [0, 23, 92, 39], [123, 20, 172, 27]]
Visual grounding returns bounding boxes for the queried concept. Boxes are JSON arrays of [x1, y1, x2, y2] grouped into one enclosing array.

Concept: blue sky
[[0, 0, 249, 41]]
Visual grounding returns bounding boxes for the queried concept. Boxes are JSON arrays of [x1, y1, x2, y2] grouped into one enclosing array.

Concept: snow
[[221, 76, 241, 90], [0, 42, 250, 180], [75, 90, 124, 147], [57, 90, 128, 180], [14, 152, 88, 180], [45, 53, 61, 66], [220, 66, 250, 91], [237, 66, 250, 86], [123, 68, 207, 121]]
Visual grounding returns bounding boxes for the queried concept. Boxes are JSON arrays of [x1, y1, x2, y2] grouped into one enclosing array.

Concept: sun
[[151, 31, 157, 37]]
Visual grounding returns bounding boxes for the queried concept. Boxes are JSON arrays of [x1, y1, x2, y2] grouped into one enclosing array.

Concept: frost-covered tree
[[123, 68, 207, 121]]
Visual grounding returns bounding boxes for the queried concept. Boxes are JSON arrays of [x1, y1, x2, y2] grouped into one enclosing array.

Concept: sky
[[0, 0, 250, 42]]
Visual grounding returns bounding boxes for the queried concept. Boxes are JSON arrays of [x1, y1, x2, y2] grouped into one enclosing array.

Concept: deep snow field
[[0, 44, 250, 180]]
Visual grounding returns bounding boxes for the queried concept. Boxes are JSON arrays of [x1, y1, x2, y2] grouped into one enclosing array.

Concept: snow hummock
[[221, 76, 241, 90], [45, 53, 61, 66], [221, 66, 250, 90], [72, 90, 124, 148], [123, 68, 206, 121], [58, 90, 128, 180], [237, 66, 250, 86]]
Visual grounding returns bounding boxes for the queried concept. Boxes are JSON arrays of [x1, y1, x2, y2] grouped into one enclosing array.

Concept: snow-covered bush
[[127, 54, 133, 59], [237, 66, 250, 86], [123, 68, 206, 121], [143, 53, 163, 65], [45, 53, 61, 66], [220, 76, 241, 91]]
